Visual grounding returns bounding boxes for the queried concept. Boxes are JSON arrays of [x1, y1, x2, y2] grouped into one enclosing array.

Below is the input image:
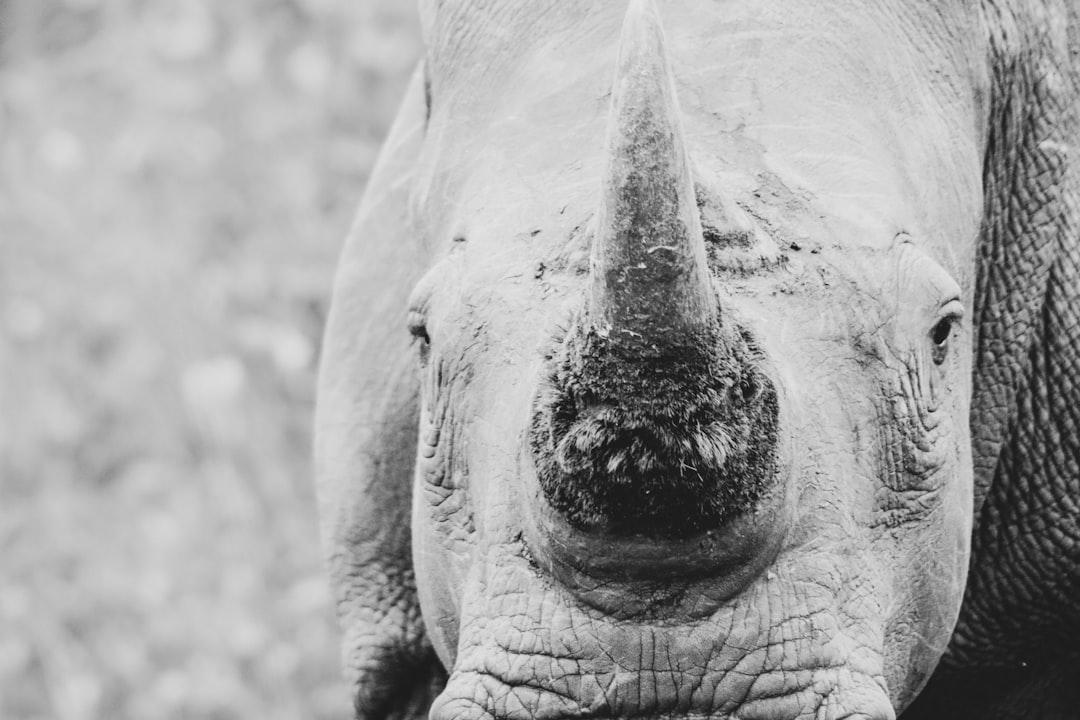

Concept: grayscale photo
[[6, 2, 1079, 719]]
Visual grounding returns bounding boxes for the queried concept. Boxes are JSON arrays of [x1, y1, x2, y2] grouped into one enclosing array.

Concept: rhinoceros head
[[321, 0, 998, 717]]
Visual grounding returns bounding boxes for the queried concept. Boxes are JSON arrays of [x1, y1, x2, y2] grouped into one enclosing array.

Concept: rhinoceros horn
[[528, 0, 778, 544], [589, 0, 717, 345]]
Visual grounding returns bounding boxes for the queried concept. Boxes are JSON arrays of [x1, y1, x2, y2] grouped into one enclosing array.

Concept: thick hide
[[315, 1, 1080, 719]]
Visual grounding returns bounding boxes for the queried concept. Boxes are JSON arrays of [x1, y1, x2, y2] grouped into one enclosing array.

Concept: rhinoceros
[[314, 1, 1080, 718]]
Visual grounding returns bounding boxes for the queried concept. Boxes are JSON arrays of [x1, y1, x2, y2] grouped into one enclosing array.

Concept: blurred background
[[2, 0, 421, 717]]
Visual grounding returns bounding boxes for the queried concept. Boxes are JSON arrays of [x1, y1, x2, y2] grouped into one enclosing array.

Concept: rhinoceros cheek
[[881, 484, 972, 710]]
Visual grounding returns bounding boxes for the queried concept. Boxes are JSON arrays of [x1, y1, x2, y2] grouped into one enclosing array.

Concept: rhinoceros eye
[[407, 310, 430, 345], [929, 300, 963, 365], [931, 317, 952, 347]]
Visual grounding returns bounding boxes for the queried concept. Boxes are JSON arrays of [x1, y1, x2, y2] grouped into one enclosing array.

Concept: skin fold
[[314, 1, 1080, 719]]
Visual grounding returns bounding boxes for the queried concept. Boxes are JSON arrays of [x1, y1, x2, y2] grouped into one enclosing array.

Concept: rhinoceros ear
[[315, 62, 446, 720]]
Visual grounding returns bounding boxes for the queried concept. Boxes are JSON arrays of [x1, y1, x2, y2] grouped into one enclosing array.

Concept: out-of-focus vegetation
[[2, 0, 421, 717]]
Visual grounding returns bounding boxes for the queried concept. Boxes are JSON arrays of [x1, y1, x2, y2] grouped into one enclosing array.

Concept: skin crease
[[314, 1, 1079, 719]]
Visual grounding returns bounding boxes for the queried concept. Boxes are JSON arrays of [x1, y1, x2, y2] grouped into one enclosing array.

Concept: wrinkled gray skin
[[315, 1, 1080, 719]]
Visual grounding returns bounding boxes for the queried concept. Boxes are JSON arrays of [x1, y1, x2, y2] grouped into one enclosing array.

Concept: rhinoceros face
[[399, 1, 986, 717]]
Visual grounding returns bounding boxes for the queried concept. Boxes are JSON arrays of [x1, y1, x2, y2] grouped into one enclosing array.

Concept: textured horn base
[[529, 317, 779, 538]]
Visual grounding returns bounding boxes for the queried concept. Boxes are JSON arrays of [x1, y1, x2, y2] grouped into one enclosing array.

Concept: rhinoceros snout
[[519, 0, 789, 584]]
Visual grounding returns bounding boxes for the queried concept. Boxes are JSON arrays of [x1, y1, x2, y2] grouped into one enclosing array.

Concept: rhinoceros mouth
[[431, 676, 894, 720], [426, 542, 896, 720]]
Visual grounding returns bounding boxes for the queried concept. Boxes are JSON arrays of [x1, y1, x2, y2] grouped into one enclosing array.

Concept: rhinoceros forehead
[[419, 2, 602, 78], [418, 1, 981, 98], [415, 1, 986, 269]]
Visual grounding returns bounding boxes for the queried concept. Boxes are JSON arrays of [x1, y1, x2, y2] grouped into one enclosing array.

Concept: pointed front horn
[[589, 0, 717, 345]]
